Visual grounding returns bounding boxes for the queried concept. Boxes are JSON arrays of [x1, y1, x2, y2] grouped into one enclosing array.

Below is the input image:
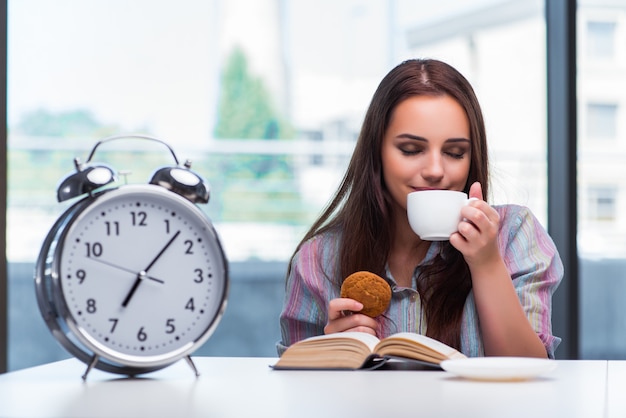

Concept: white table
[[607, 360, 626, 417], [0, 357, 612, 417]]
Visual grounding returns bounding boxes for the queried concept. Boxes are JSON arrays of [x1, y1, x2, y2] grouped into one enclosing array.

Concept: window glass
[[578, 1, 626, 359], [587, 185, 618, 221], [586, 20, 616, 60], [7, 0, 548, 370], [586, 102, 618, 139]]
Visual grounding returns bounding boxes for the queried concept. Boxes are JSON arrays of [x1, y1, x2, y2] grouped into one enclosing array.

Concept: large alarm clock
[[34, 134, 229, 380]]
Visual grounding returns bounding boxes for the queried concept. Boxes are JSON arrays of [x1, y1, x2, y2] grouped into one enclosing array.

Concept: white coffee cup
[[407, 190, 471, 241]]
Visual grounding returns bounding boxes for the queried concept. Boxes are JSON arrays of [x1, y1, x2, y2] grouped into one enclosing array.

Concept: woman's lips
[[412, 187, 441, 192]]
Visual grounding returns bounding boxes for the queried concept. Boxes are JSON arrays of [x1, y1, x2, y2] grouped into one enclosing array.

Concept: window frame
[[546, 0, 579, 360], [1, 0, 8, 373]]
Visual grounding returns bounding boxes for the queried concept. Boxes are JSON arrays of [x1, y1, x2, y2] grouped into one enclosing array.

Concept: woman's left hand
[[449, 181, 501, 268]]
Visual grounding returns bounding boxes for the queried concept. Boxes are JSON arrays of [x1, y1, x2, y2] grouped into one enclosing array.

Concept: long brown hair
[[287, 59, 490, 349]]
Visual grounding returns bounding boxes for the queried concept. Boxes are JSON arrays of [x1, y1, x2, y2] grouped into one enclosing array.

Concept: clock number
[[86, 298, 97, 314], [137, 327, 147, 342], [164, 219, 171, 234], [85, 242, 103, 257], [76, 269, 87, 284], [193, 268, 203, 283], [105, 221, 120, 236], [130, 211, 148, 227], [184, 239, 194, 255], [185, 298, 195, 312], [109, 318, 118, 333], [165, 319, 176, 334]]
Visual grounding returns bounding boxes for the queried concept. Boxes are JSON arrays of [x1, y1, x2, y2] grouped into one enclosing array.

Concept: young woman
[[277, 59, 563, 358]]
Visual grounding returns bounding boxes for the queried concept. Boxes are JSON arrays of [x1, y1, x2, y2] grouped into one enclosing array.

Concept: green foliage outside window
[[214, 46, 293, 140], [212, 47, 306, 224], [9, 47, 310, 225]]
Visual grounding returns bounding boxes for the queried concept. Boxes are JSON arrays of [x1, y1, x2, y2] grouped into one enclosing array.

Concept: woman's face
[[381, 94, 471, 212]]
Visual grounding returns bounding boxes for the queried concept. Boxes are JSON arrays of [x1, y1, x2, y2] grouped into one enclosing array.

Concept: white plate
[[440, 357, 558, 381]]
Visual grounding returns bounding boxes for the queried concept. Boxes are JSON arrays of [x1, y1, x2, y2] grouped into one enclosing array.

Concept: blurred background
[[4, 0, 626, 370]]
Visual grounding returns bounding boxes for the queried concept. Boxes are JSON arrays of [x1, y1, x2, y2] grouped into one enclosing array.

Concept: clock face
[[56, 185, 227, 366]]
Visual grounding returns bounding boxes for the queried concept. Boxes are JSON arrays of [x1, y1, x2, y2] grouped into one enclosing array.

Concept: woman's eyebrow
[[446, 137, 470, 144], [396, 133, 427, 141], [396, 133, 470, 143]]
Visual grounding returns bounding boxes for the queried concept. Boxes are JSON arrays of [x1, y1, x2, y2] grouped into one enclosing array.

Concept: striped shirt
[[277, 204, 563, 358]]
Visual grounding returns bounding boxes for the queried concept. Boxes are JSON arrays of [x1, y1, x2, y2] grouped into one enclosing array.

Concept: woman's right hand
[[323, 298, 378, 336]]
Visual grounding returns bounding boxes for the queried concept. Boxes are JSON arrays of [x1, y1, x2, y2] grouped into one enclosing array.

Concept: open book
[[273, 331, 467, 370]]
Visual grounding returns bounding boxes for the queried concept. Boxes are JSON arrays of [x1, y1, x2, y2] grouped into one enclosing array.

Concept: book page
[[273, 332, 382, 369], [374, 332, 466, 362], [304, 332, 381, 352]]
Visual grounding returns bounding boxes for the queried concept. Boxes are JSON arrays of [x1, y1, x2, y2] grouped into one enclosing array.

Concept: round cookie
[[340, 271, 392, 317]]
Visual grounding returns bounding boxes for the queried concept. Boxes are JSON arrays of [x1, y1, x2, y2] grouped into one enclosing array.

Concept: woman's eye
[[445, 148, 467, 159], [399, 145, 422, 155]]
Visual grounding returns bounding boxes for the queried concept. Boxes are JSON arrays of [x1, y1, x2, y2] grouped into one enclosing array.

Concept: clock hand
[[88, 257, 164, 284], [143, 230, 181, 272], [121, 230, 181, 308], [121, 273, 144, 308]]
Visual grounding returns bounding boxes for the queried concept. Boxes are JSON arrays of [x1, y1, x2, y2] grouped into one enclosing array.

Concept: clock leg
[[184, 355, 200, 377], [81, 355, 100, 381]]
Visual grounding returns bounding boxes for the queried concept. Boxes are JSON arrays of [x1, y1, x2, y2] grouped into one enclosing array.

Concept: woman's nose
[[421, 153, 445, 181]]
